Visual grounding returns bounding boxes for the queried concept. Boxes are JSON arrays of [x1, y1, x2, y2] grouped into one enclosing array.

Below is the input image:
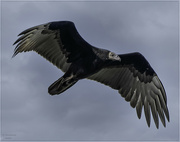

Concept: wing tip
[[12, 53, 17, 58]]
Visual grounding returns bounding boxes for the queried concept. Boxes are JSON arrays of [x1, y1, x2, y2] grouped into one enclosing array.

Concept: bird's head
[[92, 47, 121, 62], [108, 52, 121, 61]]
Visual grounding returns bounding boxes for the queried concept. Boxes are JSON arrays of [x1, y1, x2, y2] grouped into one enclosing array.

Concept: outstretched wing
[[88, 52, 169, 128], [13, 21, 94, 72]]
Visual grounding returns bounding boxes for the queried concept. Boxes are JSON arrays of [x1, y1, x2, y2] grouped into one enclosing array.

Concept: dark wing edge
[[87, 52, 169, 128], [48, 21, 95, 63], [13, 22, 70, 72]]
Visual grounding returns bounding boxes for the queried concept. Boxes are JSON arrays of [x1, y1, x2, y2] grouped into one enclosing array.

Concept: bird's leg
[[48, 73, 78, 95]]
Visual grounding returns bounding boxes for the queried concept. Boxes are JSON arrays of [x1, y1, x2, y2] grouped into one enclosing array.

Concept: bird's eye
[[110, 52, 115, 57]]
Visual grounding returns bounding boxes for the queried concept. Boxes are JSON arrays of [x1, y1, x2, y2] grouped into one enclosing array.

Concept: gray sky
[[1, 1, 179, 141]]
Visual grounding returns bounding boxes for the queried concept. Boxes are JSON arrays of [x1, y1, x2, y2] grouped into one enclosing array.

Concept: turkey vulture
[[13, 21, 169, 129]]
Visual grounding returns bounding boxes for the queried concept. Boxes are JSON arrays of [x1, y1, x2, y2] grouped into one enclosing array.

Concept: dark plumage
[[13, 21, 169, 128]]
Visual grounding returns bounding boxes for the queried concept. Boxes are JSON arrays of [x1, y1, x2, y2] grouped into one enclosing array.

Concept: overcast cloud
[[1, 1, 179, 142]]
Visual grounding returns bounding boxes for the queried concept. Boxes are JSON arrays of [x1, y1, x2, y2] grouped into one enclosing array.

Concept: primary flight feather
[[13, 21, 169, 129]]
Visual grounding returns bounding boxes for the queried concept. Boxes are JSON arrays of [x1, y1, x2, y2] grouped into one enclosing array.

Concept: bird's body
[[13, 21, 169, 128]]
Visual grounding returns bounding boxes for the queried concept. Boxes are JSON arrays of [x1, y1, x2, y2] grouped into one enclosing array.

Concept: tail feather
[[48, 76, 77, 95]]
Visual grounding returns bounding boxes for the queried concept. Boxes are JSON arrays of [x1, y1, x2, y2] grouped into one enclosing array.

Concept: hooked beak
[[114, 55, 121, 61]]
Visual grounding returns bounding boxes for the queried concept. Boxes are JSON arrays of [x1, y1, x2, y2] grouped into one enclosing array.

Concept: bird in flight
[[13, 21, 169, 129]]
